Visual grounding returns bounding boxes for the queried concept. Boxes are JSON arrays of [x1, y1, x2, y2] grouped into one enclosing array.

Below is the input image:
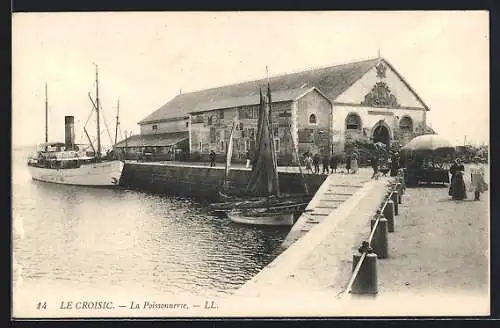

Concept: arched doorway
[[372, 125, 390, 145]]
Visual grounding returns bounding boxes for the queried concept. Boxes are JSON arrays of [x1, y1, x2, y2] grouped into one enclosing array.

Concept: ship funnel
[[65, 116, 75, 150]]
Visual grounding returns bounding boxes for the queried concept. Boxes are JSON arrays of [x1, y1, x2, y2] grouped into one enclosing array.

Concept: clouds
[[12, 11, 489, 147]]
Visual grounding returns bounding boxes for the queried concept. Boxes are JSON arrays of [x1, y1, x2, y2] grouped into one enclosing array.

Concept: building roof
[[114, 131, 188, 148], [139, 58, 380, 124], [190, 86, 329, 114]]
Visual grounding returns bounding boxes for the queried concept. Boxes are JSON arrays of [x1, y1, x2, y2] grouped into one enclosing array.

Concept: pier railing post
[[371, 216, 389, 259], [371, 210, 381, 230], [383, 199, 395, 233], [391, 191, 399, 216], [351, 243, 378, 295]]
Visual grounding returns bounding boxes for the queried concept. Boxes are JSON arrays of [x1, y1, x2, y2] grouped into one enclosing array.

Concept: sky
[[12, 11, 489, 148]]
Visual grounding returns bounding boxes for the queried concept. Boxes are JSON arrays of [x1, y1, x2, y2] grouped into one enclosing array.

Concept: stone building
[[133, 57, 430, 163]]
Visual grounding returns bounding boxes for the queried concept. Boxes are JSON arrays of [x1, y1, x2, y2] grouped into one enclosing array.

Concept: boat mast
[[45, 82, 48, 151], [95, 64, 101, 159], [266, 66, 281, 197], [114, 98, 120, 146]]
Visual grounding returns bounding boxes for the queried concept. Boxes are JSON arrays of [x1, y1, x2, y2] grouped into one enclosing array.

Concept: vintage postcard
[[12, 11, 490, 319]]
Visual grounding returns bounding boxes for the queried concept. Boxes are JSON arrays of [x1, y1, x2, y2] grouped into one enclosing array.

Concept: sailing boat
[[27, 67, 125, 187], [212, 84, 311, 226]]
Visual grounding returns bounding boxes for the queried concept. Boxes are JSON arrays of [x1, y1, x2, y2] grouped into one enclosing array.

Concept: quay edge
[[119, 162, 327, 202]]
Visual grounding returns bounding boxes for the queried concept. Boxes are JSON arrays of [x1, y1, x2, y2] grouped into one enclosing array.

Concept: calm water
[[12, 147, 288, 297]]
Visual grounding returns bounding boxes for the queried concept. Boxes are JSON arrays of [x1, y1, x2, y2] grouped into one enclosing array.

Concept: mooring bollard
[[351, 243, 378, 294], [371, 217, 389, 259], [391, 191, 399, 216], [383, 199, 395, 233]]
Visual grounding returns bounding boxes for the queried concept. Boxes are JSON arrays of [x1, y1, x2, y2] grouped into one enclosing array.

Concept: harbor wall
[[119, 162, 326, 201]]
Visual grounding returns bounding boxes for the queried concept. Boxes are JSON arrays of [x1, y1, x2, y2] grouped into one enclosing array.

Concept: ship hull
[[28, 160, 124, 187]]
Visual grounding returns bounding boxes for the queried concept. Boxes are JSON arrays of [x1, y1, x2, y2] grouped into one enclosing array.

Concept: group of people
[[448, 156, 487, 201], [303, 151, 359, 175], [369, 150, 401, 179]]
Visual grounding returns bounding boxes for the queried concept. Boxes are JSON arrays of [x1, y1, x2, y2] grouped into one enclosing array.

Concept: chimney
[[65, 116, 75, 150]]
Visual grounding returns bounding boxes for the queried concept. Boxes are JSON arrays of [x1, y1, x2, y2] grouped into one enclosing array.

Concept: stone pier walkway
[[282, 168, 372, 248], [227, 165, 489, 316]]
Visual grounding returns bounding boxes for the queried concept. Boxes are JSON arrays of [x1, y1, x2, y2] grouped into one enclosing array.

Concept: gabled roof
[[114, 131, 188, 148], [139, 57, 380, 124]]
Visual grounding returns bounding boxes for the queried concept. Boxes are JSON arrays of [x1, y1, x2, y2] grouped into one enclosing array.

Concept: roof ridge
[[178, 57, 380, 96]]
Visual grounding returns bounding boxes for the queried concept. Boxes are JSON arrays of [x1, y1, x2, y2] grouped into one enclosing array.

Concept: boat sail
[[212, 81, 311, 226], [27, 66, 125, 187]]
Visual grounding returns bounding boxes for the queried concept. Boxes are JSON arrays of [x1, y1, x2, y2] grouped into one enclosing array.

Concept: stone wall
[[119, 163, 327, 202], [296, 90, 332, 157]]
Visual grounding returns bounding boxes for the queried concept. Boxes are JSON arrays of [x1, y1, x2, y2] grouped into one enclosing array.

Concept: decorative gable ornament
[[376, 63, 387, 79], [361, 82, 399, 108]]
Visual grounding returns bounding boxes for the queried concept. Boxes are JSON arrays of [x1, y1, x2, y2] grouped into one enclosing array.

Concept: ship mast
[[95, 64, 101, 159], [114, 98, 120, 146], [45, 83, 48, 151]]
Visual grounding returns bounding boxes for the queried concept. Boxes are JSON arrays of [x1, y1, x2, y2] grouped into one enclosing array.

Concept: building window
[[309, 114, 317, 124], [152, 124, 158, 131], [272, 123, 279, 137], [243, 128, 256, 140], [249, 107, 258, 119], [399, 116, 413, 132], [240, 106, 258, 119], [207, 116, 213, 125], [274, 138, 280, 152], [199, 141, 203, 152], [346, 113, 361, 130], [218, 110, 224, 119]]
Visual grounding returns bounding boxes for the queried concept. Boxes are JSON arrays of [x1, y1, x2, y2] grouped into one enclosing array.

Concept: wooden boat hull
[[228, 210, 295, 226], [28, 160, 124, 187]]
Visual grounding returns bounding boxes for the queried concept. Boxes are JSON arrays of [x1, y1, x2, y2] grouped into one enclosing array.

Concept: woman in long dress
[[350, 151, 359, 174], [448, 158, 467, 200], [470, 156, 487, 201]]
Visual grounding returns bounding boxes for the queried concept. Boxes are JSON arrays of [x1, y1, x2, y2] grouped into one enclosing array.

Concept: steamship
[[27, 68, 125, 187]]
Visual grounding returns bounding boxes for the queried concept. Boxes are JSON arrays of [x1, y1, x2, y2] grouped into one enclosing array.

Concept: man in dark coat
[[345, 153, 351, 174], [329, 154, 338, 173], [322, 154, 329, 174], [209, 150, 216, 167], [390, 151, 400, 176], [313, 153, 320, 174]]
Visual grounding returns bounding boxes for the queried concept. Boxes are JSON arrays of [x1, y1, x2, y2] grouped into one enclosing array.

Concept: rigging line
[[99, 103, 114, 146]]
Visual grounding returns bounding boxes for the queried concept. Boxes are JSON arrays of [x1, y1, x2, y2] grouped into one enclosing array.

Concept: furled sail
[[245, 87, 279, 197]]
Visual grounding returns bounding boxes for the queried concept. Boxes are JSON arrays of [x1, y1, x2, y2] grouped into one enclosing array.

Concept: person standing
[[351, 150, 359, 174], [245, 151, 251, 168], [370, 153, 379, 179], [304, 153, 313, 173], [449, 158, 466, 200], [313, 153, 320, 174], [470, 156, 487, 200], [390, 151, 400, 177], [322, 154, 329, 174], [329, 153, 338, 174], [209, 150, 216, 167], [345, 152, 351, 174]]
